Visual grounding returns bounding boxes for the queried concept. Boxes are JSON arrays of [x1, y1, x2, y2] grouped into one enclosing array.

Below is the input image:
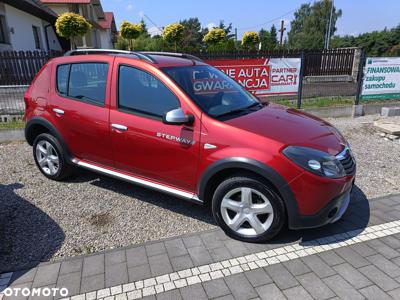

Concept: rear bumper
[[288, 186, 353, 229]]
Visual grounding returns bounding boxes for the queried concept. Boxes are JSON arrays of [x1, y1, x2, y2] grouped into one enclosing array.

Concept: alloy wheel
[[35, 140, 60, 176], [220, 187, 274, 237]]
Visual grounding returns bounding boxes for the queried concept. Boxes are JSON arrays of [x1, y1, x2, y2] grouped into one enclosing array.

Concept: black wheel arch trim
[[198, 157, 301, 228], [25, 117, 73, 162]]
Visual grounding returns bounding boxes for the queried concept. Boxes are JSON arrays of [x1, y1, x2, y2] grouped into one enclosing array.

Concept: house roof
[[40, 0, 92, 3], [2, 0, 58, 22], [98, 12, 115, 30]]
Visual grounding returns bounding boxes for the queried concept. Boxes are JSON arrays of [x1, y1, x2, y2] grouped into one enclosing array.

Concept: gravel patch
[[0, 114, 399, 272], [326, 115, 400, 198]]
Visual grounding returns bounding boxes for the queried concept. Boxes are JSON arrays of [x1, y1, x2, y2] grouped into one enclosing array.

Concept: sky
[[102, 0, 400, 38]]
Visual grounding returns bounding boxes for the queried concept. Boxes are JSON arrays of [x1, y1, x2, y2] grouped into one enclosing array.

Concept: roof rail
[[139, 51, 203, 62], [63, 49, 157, 63]]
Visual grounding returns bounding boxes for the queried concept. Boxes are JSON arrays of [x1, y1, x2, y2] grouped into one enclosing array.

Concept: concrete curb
[[303, 102, 400, 119], [0, 129, 24, 143]]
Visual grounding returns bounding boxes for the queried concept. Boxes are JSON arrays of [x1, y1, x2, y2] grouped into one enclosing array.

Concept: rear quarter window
[[56, 64, 69, 96]]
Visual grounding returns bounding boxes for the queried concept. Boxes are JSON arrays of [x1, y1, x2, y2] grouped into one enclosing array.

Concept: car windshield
[[161, 65, 261, 119]]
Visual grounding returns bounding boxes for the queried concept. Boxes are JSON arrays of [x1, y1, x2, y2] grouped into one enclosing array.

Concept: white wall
[[43, 21, 63, 52], [99, 29, 113, 49], [4, 4, 51, 51]]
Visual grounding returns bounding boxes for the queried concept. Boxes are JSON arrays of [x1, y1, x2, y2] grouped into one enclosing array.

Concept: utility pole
[[326, 0, 334, 49], [279, 20, 286, 47]]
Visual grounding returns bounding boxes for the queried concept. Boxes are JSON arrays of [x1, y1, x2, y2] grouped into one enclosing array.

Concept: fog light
[[328, 207, 338, 218], [308, 159, 321, 170]]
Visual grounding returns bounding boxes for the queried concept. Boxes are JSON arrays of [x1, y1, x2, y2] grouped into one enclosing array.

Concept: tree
[[115, 35, 129, 50], [288, 0, 342, 49], [242, 31, 260, 50], [258, 29, 270, 50], [218, 20, 235, 39], [120, 21, 143, 50], [270, 25, 278, 48], [330, 25, 400, 56], [203, 28, 226, 46], [180, 18, 203, 52], [55, 13, 91, 50], [163, 23, 185, 51], [389, 44, 400, 56], [139, 19, 149, 38]]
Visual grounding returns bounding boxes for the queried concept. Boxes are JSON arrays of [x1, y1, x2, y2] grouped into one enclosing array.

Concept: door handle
[[53, 108, 64, 115], [112, 124, 128, 131]]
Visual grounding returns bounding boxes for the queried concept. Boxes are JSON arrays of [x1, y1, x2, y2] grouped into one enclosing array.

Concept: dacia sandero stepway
[[24, 50, 356, 242]]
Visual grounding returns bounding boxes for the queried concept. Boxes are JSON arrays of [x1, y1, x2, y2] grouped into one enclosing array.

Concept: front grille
[[336, 147, 356, 175]]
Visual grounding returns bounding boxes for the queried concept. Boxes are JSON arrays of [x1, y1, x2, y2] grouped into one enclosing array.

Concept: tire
[[211, 176, 286, 242], [33, 133, 73, 181]]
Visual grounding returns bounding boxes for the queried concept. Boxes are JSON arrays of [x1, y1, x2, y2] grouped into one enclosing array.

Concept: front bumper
[[288, 186, 353, 229]]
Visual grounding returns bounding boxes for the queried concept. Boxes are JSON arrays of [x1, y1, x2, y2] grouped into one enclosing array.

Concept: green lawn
[[272, 97, 355, 109], [0, 120, 25, 130]]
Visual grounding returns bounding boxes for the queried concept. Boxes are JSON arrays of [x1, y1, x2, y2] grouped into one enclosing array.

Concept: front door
[[109, 62, 201, 191], [49, 58, 114, 166]]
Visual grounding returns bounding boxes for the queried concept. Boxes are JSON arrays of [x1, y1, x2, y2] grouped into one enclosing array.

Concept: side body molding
[[198, 157, 300, 228]]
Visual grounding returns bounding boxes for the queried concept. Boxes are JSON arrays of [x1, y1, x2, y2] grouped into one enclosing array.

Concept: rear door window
[[56, 62, 109, 106]]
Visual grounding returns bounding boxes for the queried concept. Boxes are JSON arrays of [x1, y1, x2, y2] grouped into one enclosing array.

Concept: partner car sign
[[205, 58, 301, 96], [361, 57, 400, 100]]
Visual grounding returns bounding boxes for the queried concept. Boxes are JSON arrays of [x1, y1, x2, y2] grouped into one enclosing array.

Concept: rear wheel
[[212, 176, 286, 242], [33, 133, 73, 180]]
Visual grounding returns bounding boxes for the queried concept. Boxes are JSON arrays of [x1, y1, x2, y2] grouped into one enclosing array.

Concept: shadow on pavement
[[264, 185, 370, 246], [0, 183, 65, 274], [86, 170, 370, 247], [84, 171, 216, 225]]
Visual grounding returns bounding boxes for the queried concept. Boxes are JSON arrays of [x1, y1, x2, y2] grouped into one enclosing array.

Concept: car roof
[[143, 54, 206, 67], [54, 51, 207, 68]]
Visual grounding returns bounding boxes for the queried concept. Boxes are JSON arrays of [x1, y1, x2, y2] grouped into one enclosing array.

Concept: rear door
[[49, 56, 114, 166], [109, 58, 202, 191]]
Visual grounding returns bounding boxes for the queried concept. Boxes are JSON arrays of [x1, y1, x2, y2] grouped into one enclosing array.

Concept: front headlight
[[283, 146, 346, 178]]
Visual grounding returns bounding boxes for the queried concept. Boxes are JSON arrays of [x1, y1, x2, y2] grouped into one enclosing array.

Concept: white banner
[[361, 57, 400, 100]]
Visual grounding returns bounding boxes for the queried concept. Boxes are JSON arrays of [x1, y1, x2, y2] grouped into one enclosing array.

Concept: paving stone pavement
[[1, 193, 400, 300]]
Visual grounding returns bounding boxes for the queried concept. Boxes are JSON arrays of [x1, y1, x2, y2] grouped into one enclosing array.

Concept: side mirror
[[162, 108, 194, 125]]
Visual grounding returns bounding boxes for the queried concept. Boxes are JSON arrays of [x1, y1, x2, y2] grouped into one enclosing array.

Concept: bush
[[203, 28, 227, 46], [242, 31, 260, 50], [120, 21, 144, 50], [163, 23, 185, 51], [55, 13, 91, 49]]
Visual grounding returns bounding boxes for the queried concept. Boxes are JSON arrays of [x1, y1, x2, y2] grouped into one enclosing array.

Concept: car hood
[[225, 103, 346, 155]]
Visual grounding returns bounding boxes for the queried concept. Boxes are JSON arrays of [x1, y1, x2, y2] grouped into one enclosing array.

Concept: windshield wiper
[[215, 102, 263, 118]]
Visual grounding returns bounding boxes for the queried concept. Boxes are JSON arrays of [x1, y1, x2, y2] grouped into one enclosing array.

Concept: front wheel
[[212, 176, 286, 242]]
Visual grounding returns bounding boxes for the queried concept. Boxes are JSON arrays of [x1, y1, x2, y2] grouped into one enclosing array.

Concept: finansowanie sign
[[361, 57, 400, 100], [205, 58, 301, 96]]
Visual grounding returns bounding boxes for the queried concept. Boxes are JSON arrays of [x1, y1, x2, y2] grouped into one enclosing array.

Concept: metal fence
[[0, 50, 62, 86], [0, 85, 28, 116], [192, 48, 357, 77]]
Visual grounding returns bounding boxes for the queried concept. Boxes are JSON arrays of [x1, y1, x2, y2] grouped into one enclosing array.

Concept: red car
[[24, 50, 356, 242]]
